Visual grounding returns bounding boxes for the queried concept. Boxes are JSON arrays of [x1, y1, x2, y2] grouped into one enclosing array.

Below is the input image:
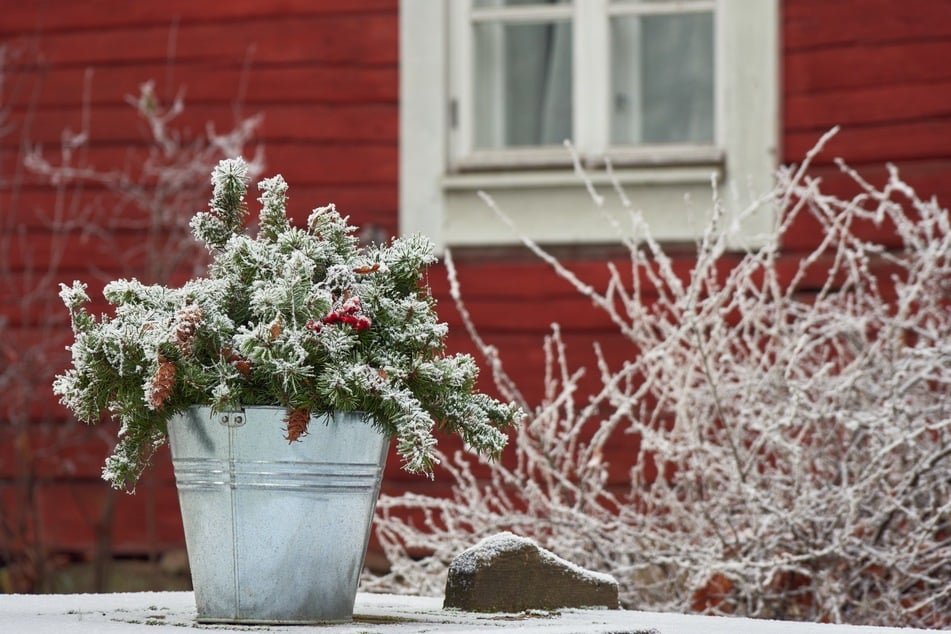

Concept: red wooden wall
[[782, 0, 951, 251], [0, 0, 401, 588], [1, 0, 949, 590]]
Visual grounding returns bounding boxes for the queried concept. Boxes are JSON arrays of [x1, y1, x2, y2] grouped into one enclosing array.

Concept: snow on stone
[[452, 531, 618, 587]]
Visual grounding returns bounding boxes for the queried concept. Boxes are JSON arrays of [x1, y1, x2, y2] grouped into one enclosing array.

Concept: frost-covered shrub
[[366, 136, 951, 628], [53, 158, 523, 490]]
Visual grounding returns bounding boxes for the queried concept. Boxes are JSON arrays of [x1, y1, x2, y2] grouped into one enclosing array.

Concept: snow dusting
[[0, 591, 941, 633]]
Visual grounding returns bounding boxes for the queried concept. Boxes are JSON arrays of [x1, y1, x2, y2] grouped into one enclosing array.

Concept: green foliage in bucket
[[54, 158, 524, 490]]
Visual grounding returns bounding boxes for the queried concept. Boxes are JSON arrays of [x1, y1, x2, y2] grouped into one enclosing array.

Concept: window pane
[[610, 11, 714, 145], [473, 20, 573, 148]]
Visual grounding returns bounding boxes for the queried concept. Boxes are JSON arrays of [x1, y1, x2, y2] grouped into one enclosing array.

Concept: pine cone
[[149, 356, 176, 409], [173, 305, 203, 353], [223, 346, 252, 378], [284, 408, 310, 443], [233, 358, 252, 378], [269, 317, 282, 340]]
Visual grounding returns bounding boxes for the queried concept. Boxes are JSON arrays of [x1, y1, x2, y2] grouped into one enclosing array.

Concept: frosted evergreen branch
[[443, 249, 526, 411], [55, 160, 523, 490]]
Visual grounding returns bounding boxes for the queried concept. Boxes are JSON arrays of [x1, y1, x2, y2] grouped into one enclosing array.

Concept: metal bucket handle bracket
[[218, 409, 246, 427]]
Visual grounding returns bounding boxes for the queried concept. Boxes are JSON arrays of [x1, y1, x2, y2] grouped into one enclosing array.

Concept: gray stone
[[443, 532, 619, 613]]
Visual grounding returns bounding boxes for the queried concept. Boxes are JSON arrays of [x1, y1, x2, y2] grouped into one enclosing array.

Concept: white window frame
[[400, 0, 779, 251]]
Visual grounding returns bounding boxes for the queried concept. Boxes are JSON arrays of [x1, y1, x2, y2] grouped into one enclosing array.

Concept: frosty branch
[[367, 134, 951, 629]]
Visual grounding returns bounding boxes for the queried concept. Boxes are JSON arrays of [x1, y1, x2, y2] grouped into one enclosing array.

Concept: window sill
[[448, 144, 724, 174], [440, 161, 729, 247], [442, 161, 723, 192]]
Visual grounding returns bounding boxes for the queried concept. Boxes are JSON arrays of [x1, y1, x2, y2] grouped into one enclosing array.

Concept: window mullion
[[574, 0, 609, 163]]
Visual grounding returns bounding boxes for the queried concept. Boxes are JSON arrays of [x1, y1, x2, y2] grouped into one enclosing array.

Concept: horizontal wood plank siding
[[0, 1, 399, 563], [781, 0, 951, 248]]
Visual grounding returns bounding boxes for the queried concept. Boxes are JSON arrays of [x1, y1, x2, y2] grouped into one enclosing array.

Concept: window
[[609, 3, 714, 146], [464, 0, 574, 155], [400, 0, 778, 250]]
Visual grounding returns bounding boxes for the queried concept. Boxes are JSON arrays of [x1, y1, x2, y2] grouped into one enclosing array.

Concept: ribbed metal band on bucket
[[173, 459, 384, 493]]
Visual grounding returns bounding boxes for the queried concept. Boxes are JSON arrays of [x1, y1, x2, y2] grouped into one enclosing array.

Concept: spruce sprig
[[54, 157, 525, 490]]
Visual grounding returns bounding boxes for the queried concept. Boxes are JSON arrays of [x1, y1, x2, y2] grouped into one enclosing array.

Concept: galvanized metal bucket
[[167, 406, 388, 624]]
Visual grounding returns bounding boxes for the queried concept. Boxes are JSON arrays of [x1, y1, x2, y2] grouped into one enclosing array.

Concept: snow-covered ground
[[0, 591, 940, 633]]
